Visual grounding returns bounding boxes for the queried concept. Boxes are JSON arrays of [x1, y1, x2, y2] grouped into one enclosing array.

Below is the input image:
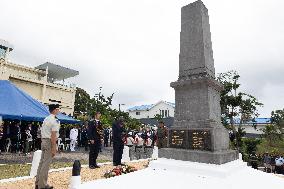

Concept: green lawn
[[0, 159, 109, 180]]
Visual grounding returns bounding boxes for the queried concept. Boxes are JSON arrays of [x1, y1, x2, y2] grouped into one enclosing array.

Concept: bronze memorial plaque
[[169, 130, 187, 148], [188, 130, 211, 151]]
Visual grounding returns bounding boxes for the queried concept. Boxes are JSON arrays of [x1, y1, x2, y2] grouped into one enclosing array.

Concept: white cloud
[[1, 0, 283, 116]]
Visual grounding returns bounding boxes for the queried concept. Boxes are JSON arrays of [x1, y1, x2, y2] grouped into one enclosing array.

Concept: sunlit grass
[[0, 159, 109, 180]]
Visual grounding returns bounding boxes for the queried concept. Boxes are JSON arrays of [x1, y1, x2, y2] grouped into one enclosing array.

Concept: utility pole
[[119, 103, 125, 112]]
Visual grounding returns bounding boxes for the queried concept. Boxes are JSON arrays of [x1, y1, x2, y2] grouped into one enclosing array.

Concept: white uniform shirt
[[146, 138, 152, 147], [70, 128, 78, 140], [135, 136, 144, 146], [41, 114, 60, 138], [126, 137, 135, 146], [275, 157, 284, 166]]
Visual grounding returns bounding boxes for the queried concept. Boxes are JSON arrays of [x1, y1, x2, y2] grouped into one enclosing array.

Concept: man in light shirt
[[35, 104, 60, 189], [135, 133, 144, 160], [125, 132, 135, 160]]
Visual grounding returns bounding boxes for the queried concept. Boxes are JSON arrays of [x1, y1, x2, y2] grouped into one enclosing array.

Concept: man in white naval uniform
[[70, 127, 78, 151]]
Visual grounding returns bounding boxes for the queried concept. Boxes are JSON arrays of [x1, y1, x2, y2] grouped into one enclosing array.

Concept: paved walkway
[[0, 147, 113, 164]]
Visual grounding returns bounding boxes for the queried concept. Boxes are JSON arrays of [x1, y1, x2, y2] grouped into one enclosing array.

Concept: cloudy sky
[[1, 0, 283, 117]]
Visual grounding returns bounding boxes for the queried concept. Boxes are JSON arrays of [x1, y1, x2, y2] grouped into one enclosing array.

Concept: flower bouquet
[[104, 165, 138, 178]]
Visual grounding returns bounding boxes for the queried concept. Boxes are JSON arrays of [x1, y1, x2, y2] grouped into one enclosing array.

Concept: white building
[[233, 118, 270, 138], [128, 101, 175, 119], [0, 39, 78, 115]]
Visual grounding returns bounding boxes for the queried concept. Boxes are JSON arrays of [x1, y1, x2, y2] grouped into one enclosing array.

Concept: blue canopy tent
[[0, 80, 80, 124]]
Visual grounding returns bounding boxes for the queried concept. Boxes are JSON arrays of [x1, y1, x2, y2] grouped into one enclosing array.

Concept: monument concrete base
[[159, 148, 238, 164]]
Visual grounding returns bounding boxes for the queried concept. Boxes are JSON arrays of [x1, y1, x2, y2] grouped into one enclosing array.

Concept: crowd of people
[[263, 153, 284, 174], [0, 106, 170, 189], [123, 121, 168, 160], [86, 112, 168, 168], [246, 152, 284, 175], [0, 121, 42, 155], [0, 116, 169, 157]]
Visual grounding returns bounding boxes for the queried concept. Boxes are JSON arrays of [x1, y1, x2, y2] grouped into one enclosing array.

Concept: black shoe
[[40, 185, 53, 189], [93, 164, 100, 168], [89, 166, 96, 169]]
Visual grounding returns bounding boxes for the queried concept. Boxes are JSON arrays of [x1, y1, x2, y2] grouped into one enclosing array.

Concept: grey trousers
[[144, 147, 153, 158], [35, 139, 53, 188], [127, 145, 135, 160], [135, 146, 143, 160]]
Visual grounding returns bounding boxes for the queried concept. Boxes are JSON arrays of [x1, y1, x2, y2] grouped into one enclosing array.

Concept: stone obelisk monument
[[159, 0, 237, 164]]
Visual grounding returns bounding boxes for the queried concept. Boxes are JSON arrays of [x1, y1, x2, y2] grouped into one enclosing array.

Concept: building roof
[[0, 39, 13, 51], [128, 104, 155, 111], [232, 118, 271, 125], [128, 101, 175, 111], [139, 117, 269, 128], [35, 62, 79, 81], [140, 117, 174, 127]]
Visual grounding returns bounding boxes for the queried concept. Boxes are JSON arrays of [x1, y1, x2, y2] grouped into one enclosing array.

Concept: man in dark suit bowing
[[112, 116, 126, 166], [87, 111, 104, 169]]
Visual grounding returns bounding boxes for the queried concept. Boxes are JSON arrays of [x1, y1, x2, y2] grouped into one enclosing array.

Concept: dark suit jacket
[[87, 119, 103, 143], [112, 121, 126, 144]]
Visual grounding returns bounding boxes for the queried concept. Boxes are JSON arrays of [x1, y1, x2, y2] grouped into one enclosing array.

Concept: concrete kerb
[[0, 159, 151, 184], [0, 162, 109, 184], [0, 176, 34, 184]]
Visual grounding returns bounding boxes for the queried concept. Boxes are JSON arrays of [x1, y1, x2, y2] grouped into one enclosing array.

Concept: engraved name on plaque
[[188, 130, 211, 151], [169, 130, 187, 148]]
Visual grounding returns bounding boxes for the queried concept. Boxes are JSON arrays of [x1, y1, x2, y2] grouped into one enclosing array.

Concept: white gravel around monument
[[79, 158, 284, 189], [0, 161, 149, 189]]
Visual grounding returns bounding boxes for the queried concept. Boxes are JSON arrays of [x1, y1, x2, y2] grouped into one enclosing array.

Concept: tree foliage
[[74, 87, 142, 130], [154, 114, 163, 122], [241, 138, 261, 161], [74, 87, 91, 115], [262, 109, 284, 146], [271, 109, 284, 134], [217, 70, 263, 150]]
